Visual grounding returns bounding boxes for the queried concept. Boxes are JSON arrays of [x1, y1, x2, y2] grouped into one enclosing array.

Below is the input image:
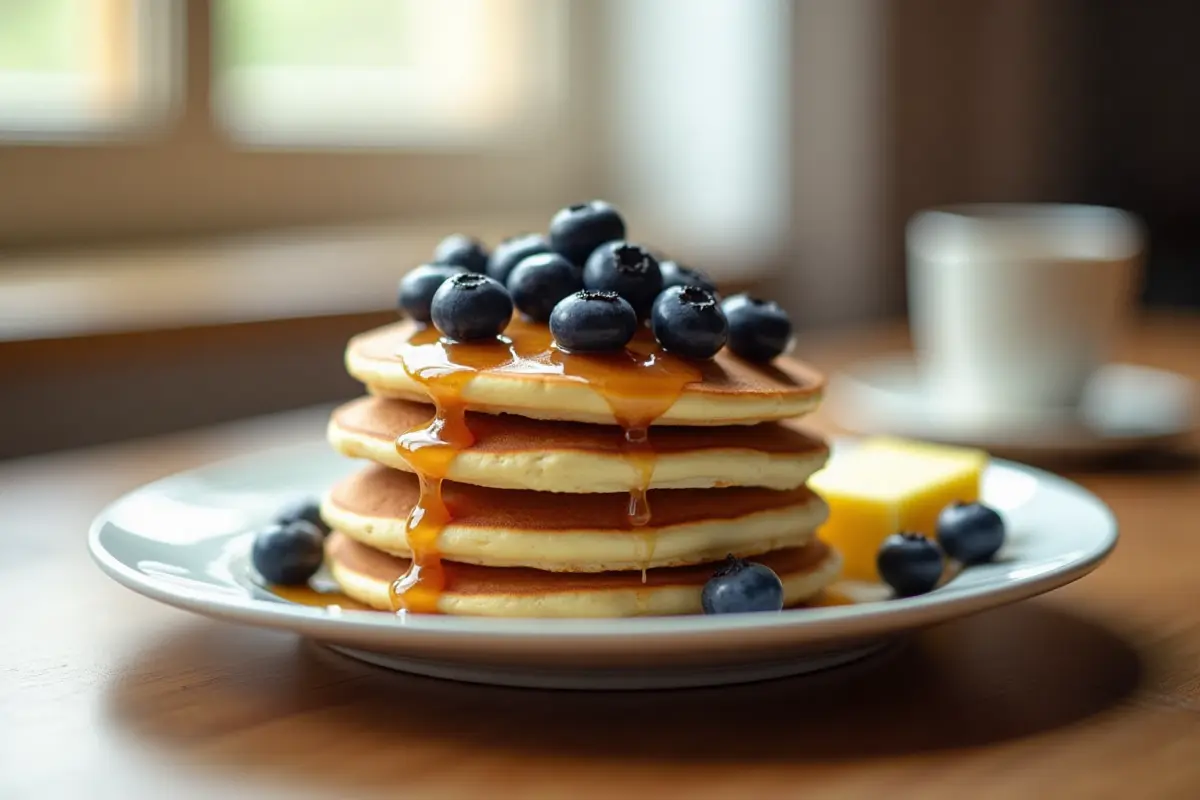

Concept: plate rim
[[88, 441, 1119, 644]]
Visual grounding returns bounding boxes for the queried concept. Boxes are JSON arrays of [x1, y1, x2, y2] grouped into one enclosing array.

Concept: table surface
[[4, 314, 1200, 800]]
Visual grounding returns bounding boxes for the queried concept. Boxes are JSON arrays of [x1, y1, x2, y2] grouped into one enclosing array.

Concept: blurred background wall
[[1, 0, 1197, 456]]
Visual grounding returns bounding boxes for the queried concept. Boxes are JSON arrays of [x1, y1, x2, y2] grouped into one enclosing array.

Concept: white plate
[[830, 357, 1195, 458], [89, 441, 1118, 690]]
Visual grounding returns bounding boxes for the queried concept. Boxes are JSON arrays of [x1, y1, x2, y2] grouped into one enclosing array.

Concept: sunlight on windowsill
[[0, 215, 769, 343], [0, 216, 529, 342]]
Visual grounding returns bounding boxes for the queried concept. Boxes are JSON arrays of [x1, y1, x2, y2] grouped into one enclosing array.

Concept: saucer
[[829, 358, 1195, 458], [89, 440, 1117, 690]]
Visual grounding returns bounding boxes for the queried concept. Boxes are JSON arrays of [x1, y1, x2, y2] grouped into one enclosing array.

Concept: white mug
[[906, 204, 1144, 422]]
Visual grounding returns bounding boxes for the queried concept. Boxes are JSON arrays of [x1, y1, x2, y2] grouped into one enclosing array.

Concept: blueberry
[[487, 233, 551, 285], [397, 264, 466, 323], [582, 241, 663, 320], [701, 556, 785, 614], [937, 501, 1006, 565], [430, 273, 513, 341], [659, 260, 718, 295], [549, 290, 637, 352], [651, 285, 728, 360], [252, 521, 325, 585], [721, 294, 793, 362], [433, 233, 489, 274], [877, 533, 944, 597], [275, 497, 330, 536], [507, 252, 583, 323], [549, 200, 626, 266]]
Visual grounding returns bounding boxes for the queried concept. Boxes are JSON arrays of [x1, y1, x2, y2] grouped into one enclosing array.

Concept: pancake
[[328, 396, 829, 492], [346, 319, 825, 426], [322, 464, 830, 572], [327, 533, 843, 617]]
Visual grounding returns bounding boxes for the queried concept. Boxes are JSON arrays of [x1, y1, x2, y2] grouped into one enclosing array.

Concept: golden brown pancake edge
[[327, 532, 832, 596], [331, 396, 829, 457], [327, 463, 820, 532]]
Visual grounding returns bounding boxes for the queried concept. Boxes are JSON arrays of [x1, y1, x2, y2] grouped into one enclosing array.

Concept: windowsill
[[0, 217, 518, 341], [0, 72, 173, 143], [0, 217, 772, 342]]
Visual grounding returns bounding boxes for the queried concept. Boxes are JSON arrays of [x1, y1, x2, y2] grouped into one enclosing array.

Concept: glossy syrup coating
[[388, 318, 704, 611]]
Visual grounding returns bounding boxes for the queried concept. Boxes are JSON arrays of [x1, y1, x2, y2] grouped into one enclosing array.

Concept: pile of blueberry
[[398, 201, 793, 363], [251, 498, 329, 586], [877, 501, 1007, 597]]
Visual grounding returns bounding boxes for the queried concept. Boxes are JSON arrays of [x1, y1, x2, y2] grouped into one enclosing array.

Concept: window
[[0, 0, 560, 147], [0, 0, 582, 245], [213, 0, 564, 147], [0, 0, 175, 139], [0, 1, 802, 337]]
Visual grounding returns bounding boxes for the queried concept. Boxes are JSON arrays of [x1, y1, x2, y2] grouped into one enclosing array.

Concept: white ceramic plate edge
[[87, 446, 1119, 653]]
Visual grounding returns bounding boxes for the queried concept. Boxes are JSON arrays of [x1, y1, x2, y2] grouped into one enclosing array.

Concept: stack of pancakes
[[320, 318, 840, 617]]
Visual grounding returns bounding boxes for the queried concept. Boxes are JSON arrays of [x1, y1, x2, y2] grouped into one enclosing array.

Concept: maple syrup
[[268, 583, 370, 611], [389, 318, 701, 612]]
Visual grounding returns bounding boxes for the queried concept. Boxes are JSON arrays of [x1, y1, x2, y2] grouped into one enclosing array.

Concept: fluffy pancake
[[322, 464, 829, 572], [328, 396, 829, 492], [346, 320, 825, 426], [327, 533, 842, 617]]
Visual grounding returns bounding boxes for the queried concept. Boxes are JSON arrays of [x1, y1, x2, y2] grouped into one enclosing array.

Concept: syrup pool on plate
[[389, 319, 701, 613], [267, 582, 370, 612]]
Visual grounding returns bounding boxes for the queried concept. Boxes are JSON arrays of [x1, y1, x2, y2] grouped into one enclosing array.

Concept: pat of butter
[[809, 437, 987, 581]]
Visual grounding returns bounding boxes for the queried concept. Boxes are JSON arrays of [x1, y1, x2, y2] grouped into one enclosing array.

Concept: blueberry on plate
[[549, 290, 637, 352], [433, 233, 489, 274], [582, 241, 663, 320], [430, 273, 513, 341], [549, 200, 626, 267], [701, 556, 785, 614], [659, 260, 718, 295], [275, 497, 330, 536], [507, 252, 583, 323], [252, 521, 325, 586], [651, 285, 728, 360], [937, 501, 1006, 565], [487, 233, 551, 285], [397, 264, 465, 323], [721, 293, 793, 362], [877, 533, 944, 597]]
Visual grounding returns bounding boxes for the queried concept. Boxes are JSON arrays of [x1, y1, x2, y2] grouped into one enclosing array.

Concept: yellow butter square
[[809, 438, 986, 581]]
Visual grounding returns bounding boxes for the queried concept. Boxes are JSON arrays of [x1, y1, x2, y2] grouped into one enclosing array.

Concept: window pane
[[218, 0, 414, 70], [213, 0, 564, 148], [0, 0, 83, 72], [0, 0, 175, 137]]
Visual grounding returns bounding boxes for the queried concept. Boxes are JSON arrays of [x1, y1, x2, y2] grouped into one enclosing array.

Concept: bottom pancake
[[326, 533, 842, 618]]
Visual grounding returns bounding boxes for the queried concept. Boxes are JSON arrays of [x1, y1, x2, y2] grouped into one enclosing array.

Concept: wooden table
[[3, 314, 1199, 799]]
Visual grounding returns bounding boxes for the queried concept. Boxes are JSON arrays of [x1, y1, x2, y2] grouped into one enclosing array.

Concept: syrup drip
[[269, 583, 370, 611], [389, 319, 701, 613], [389, 334, 481, 613], [623, 428, 657, 581]]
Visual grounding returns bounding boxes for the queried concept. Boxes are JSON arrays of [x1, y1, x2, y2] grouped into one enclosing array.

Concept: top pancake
[[346, 319, 825, 426]]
